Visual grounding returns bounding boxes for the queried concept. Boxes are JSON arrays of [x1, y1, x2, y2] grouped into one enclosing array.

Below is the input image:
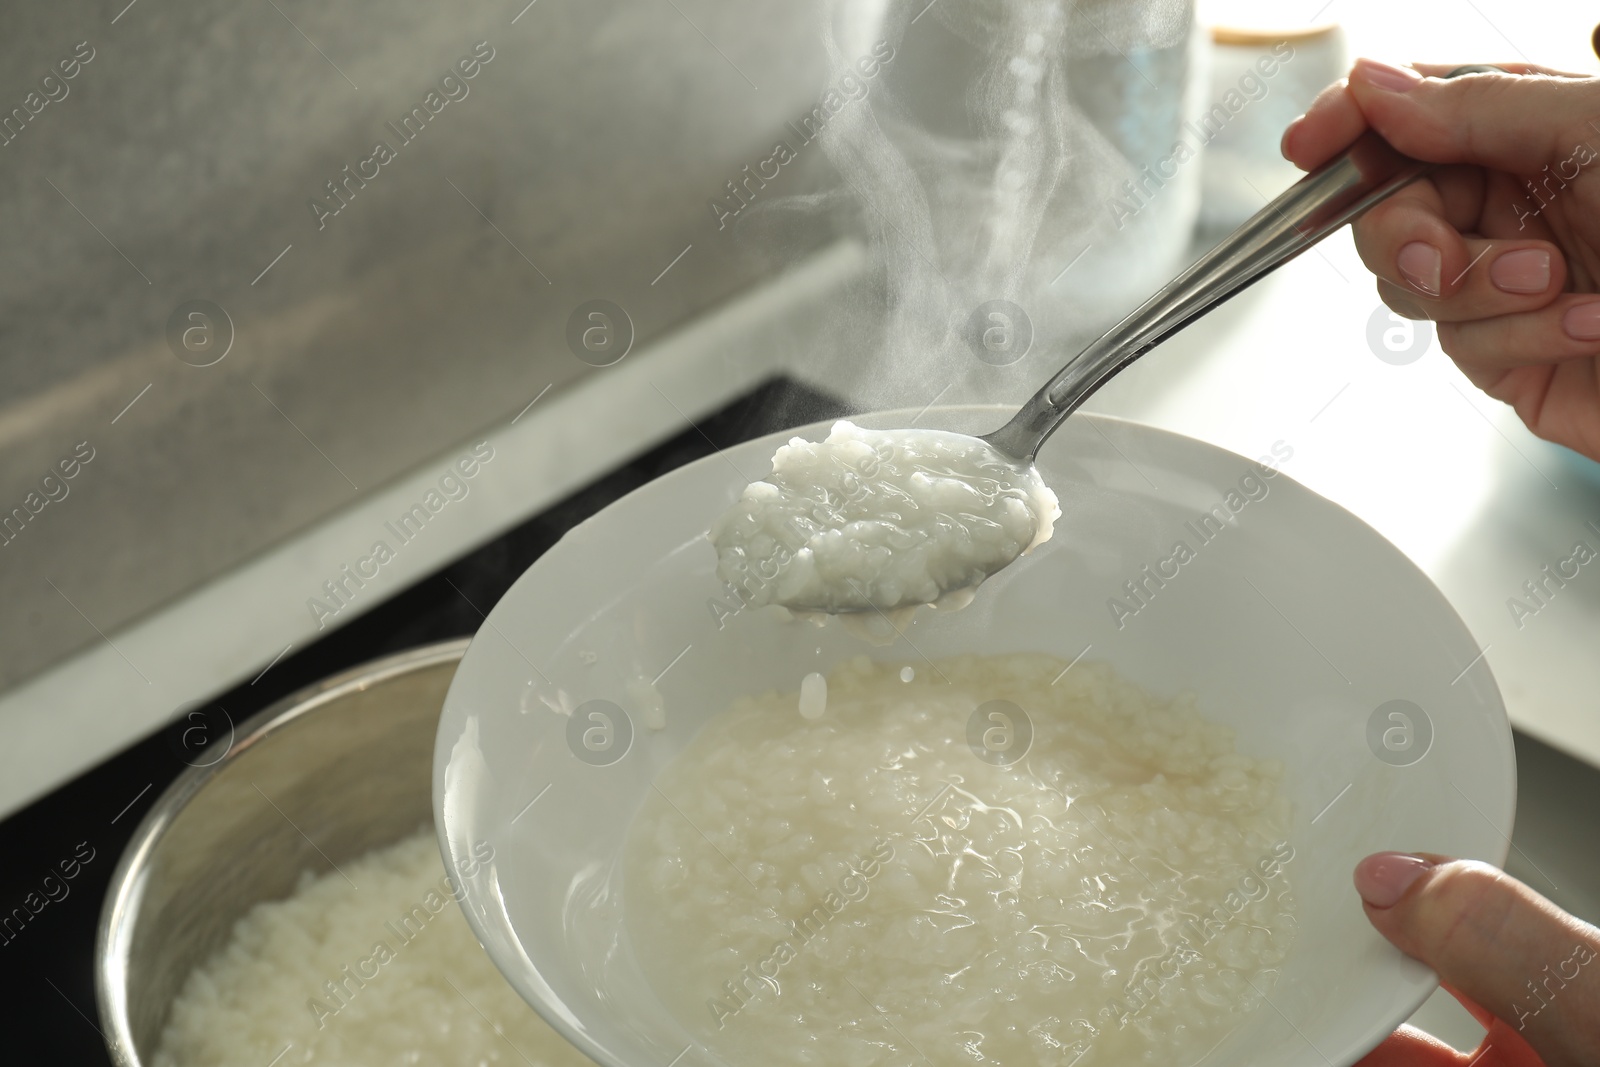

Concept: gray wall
[[0, 0, 837, 689]]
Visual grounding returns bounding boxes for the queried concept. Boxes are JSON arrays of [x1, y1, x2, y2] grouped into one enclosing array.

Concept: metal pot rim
[[93, 638, 470, 1067]]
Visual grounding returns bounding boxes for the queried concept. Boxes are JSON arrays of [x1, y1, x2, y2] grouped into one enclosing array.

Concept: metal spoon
[[724, 69, 1492, 614], [983, 66, 1498, 462]]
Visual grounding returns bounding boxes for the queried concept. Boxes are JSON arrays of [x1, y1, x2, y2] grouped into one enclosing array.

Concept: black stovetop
[[0, 377, 848, 1064]]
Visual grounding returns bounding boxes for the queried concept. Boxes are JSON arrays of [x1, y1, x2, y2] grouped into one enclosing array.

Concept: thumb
[[1346, 61, 1600, 175], [1354, 852, 1600, 1067]]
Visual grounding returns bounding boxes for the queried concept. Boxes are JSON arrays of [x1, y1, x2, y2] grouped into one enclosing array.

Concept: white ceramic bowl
[[435, 407, 1515, 1067]]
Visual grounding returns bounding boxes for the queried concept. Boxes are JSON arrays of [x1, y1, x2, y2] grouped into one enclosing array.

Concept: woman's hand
[[1351, 852, 1600, 1066], [1283, 60, 1600, 464]]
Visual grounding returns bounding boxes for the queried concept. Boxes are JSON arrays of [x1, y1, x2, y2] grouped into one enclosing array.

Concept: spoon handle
[[985, 129, 1430, 462]]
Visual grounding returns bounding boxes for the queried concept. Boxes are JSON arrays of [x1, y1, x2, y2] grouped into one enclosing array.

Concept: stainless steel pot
[[94, 640, 469, 1067]]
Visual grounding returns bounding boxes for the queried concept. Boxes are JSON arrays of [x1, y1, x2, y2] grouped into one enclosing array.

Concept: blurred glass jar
[[1197, 20, 1347, 231], [829, 0, 1208, 344], [1036, 0, 1210, 339]]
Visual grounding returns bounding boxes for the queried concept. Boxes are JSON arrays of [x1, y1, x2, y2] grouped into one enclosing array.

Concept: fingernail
[[1563, 300, 1600, 341], [1397, 242, 1442, 296], [1357, 58, 1424, 93], [1354, 852, 1434, 908], [1280, 114, 1304, 159], [1490, 248, 1551, 293]]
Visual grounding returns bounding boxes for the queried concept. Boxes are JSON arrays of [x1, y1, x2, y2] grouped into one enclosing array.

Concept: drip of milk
[[625, 676, 667, 731], [797, 672, 828, 719]]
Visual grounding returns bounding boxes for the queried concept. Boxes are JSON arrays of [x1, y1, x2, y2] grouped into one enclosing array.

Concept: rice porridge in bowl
[[435, 408, 1518, 1067], [624, 653, 1297, 1067]]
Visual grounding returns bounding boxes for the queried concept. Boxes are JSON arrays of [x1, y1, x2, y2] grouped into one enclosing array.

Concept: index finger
[[1280, 61, 1582, 170], [1280, 76, 1364, 170]]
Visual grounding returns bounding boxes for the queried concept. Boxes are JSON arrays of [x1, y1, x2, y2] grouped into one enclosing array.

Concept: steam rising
[[793, 0, 1197, 411]]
